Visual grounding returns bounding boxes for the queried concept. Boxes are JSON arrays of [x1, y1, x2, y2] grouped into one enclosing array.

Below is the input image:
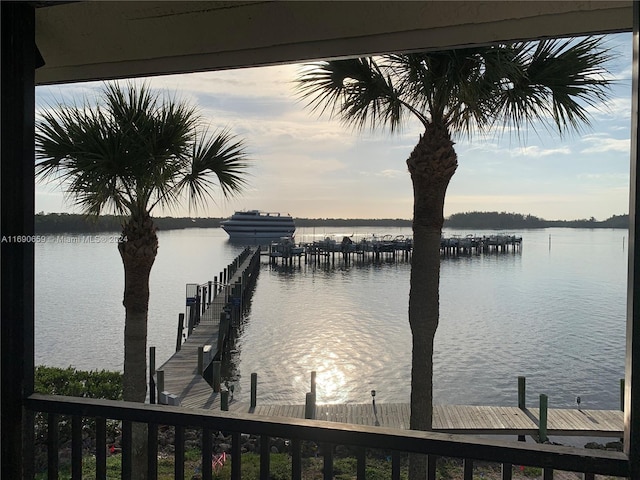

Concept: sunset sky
[[35, 32, 633, 221]]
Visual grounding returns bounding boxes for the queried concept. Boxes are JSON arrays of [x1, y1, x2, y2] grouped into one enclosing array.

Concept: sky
[[34, 32, 633, 221]]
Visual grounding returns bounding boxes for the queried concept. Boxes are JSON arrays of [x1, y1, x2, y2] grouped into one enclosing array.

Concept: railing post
[[427, 454, 438, 480], [231, 432, 241, 480], [322, 443, 333, 480], [463, 458, 473, 480], [175, 425, 185, 480], [310, 371, 316, 395], [251, 373, 257, 408], [47, 413, 59, 479], [356, 447, 366, 480], [148, 422, 158, 480], [539, 394, 548, 443], [221, 390, 229, 411], [96, 417, 107, 479], [391, 452, 401, 480], [202, 428, 213, 480], [260, 434, 270, 480], [121, 420, 132, 480], [71, 415, 82, 478], [621, 378, 626, 411], [502, 463, 513, 480], [291, 438, 302, 480]]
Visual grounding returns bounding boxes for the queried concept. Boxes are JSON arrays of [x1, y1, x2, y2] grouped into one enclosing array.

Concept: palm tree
[[297, 37, 613, 478], [35, 82, 249, 478]]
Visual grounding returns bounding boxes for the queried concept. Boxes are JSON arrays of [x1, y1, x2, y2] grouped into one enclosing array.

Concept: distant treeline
[[34, 213, 223, 233], [33, 211, 629, 233], [445, 211, 629, 229]]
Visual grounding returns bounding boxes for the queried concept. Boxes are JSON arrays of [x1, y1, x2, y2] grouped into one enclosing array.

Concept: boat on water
[[220, 210, 296, 239]]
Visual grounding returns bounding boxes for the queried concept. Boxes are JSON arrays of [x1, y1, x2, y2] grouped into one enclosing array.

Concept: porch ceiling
[[34, 1, 633, 85]]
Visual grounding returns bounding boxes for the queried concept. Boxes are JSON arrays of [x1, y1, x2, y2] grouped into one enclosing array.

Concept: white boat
[[220, 210, 296, 238]]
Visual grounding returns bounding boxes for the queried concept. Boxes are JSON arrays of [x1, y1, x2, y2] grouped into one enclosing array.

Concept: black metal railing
[[25, 393, 629, 480]]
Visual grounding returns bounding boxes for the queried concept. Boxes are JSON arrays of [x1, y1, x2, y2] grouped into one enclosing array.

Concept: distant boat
[[220, 210, 296, 239]]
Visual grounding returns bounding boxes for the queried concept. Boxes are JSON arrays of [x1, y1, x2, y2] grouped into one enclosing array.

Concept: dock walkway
[[155, 248, 260, 409], [220, 402, 623, 438]]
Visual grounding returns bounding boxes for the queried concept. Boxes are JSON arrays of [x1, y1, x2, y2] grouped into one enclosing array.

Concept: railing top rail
[[25, 394, 629, 477]]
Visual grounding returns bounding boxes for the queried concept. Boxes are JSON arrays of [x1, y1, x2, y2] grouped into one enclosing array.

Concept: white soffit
[[35, 1, 633, 85]]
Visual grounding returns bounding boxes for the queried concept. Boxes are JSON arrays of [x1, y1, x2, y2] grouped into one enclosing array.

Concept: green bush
[[35, 366, 122, 399], [33, 366, 123, 475]]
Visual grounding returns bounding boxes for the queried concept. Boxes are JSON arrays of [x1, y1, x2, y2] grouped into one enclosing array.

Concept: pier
[[153, 247, 260, 409], [440, 234, 522, 256], [267, 233, 523, 265]]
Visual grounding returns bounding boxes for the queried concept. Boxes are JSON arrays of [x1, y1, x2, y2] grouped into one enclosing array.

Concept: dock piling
[[539, 394, 548, 443], [305, 392, 316, 419], [518, 376, 526, 409], [212, 361, 221, 392], [156, 369, 164, 402], [176, 313, 184, 352], [149, 346, 156, 404]]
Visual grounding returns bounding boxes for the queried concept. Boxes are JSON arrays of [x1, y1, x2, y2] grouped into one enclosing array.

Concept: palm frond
[[296, 58, 407, 132], [491, 36, 613, 138], [35, 82, 227, 218], [172, 129, 250, 213]]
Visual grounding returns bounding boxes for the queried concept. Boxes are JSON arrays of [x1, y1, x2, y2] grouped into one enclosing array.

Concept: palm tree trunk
[[118, 213, 158, 480], [407, 122, 457, 480]]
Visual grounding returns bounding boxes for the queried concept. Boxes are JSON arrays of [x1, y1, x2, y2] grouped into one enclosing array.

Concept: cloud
[[580, 134, 630, 154]]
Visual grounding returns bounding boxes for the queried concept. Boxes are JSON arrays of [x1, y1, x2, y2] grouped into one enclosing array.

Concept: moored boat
[[220, 210, 296, 239]]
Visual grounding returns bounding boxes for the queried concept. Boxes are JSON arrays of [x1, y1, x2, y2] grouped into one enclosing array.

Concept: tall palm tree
[[297, 37, 613, 478], [35, 82, 249, 478]]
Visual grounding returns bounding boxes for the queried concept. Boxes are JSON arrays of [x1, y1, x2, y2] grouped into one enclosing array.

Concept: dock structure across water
[[267, 233, 523, 265], [441, 234, 523, 256], [269, 234, 414, 266]]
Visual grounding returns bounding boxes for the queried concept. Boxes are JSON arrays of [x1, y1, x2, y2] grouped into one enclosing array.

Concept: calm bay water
[[35, 226, 627, 415]]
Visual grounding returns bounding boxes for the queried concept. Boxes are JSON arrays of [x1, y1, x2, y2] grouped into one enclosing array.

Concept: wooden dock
[[219, 402, 623, 438], [154, 247, 261, 409]]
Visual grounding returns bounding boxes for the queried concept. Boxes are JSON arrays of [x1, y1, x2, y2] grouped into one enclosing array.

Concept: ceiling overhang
[[35, 1, 633, 85]]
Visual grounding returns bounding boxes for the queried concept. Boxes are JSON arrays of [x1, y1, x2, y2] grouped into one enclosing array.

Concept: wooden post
[[176, 313, 184, 352], [208, 281, 212, 305], [221, 390, 229, 411], [212, 361, 221, 393], [311, 371, 317, 395], [539, 394, 548, 443], [250, 373, 257, 408], [149, 347, 156, 404], [197, 347, 204, 376], [622, 378, 626, 411], [156, 370, 164, 402], [305, 392, 316, 419], [518, 376, 526, 409]]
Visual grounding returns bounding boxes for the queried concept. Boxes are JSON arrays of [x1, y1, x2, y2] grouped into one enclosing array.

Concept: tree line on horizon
[[33, 210, 629, 233]]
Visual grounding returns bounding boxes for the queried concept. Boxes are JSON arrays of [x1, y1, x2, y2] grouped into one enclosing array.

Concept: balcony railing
[[25, 393, 629, 480]]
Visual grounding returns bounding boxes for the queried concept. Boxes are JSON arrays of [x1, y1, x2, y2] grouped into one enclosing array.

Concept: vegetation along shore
[[33, 211, 629, 234]]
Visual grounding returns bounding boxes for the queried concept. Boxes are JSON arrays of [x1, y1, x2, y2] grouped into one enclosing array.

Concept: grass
[[34, 450, 623, 480]]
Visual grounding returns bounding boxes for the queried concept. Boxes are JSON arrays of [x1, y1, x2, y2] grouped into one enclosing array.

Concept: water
[[35, 227, 627, 417]]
